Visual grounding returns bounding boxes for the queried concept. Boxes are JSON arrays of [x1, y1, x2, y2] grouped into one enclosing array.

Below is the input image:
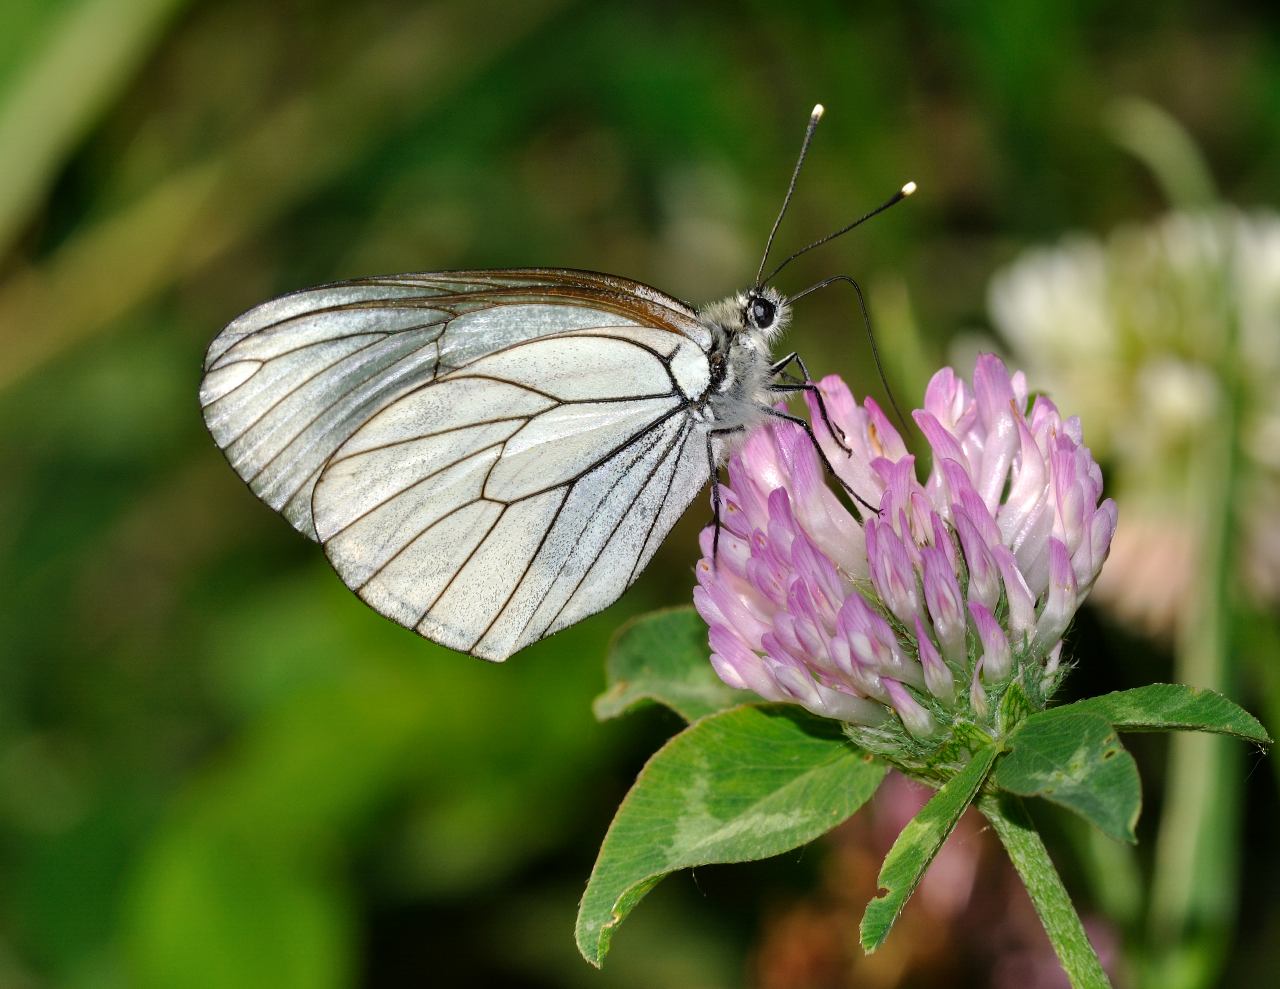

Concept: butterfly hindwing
[[312, 326, 711, 661]]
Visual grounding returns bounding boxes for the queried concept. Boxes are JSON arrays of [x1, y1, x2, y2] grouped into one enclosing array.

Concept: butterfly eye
[[749, 296, 776, 329]]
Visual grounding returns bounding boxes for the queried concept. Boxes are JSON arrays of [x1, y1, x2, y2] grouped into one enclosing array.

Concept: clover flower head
[[694, 355, 1116, 760]]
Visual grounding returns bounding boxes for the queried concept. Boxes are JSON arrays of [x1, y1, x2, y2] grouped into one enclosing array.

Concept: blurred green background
[[2, 1, 1278, 987]]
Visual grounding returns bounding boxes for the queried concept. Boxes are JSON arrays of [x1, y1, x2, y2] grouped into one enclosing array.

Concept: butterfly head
[[697, 285, 791, 424], [742, 285, 789, 343]]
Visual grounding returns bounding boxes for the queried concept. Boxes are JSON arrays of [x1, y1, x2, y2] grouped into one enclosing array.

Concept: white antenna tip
[[811, 103, 825, 120], [901, 180, 917, 196]]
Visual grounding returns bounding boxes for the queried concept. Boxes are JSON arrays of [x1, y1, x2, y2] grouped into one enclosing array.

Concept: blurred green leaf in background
[[1, 1, 1278, 986]]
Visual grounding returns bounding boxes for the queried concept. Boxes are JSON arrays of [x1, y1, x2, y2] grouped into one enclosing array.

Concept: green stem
[[1142, 215, 1242, 989], [980, 793, 1112, 989]]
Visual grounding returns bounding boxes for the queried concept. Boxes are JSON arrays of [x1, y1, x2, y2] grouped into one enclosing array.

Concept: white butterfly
[[200, 105, 913, 661]]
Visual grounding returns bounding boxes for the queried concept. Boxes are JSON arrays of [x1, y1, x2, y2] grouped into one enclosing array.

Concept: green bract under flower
[[693, 355, 1116, 772]]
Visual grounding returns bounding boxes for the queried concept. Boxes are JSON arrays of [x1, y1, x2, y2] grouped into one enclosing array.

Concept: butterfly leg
[[706, 426, 744, 566], [768, 351, 852, 454], [758, 406, 876, 516]]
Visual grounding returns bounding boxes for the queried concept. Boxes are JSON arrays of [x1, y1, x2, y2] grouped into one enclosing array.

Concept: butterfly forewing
[[200, 269, 715, 660]]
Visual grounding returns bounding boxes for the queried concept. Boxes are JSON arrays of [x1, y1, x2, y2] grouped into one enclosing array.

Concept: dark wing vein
[[212, 326, 429, 382], [538, 417, 694, 640], [227, 330, 395, 449], [480, 420, 675, 650], [414, 501, 522, 630], [484, 401, 687, 505], [353, 483, 505, 594], [326, 432, 521, 542], [627, 419, 697, 587], [324, 413, 532, 467], [254, 334, 447, 496]]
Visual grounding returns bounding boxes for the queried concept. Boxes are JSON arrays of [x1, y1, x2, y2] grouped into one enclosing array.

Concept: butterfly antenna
[[764, 181, 915, 285], [755, 104, 825, 288]]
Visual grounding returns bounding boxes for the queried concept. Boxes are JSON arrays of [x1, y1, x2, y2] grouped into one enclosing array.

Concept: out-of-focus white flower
[[989, 210, 1280, 635]]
